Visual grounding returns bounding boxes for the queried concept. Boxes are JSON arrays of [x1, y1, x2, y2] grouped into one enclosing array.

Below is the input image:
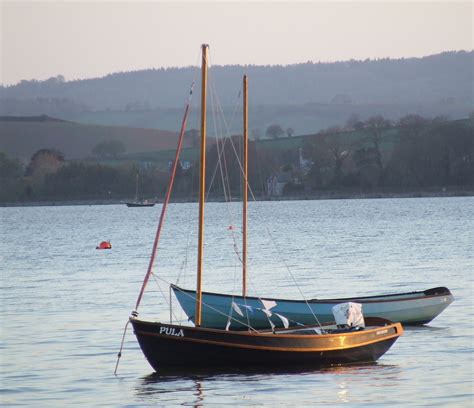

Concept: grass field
[[0, 116, 181, 161]]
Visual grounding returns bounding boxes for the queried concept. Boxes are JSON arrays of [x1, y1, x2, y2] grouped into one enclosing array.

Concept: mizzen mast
[[195, 44, 209, 327], [242, 75, 248, 297]]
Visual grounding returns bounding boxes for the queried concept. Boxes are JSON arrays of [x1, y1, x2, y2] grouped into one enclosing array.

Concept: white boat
[[172, 285, 453, 329]]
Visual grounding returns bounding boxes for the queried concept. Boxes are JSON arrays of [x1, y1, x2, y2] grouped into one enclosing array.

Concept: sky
[[1, 1, 472, 85]]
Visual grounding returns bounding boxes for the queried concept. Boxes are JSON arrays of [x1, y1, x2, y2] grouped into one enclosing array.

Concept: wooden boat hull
[[130, 318, 402, 369], [172, 285, 453, 329]]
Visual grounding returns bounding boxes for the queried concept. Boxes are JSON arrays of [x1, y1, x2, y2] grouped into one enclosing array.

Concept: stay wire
[[206, 58, 244, 264], [203, 70, 324, 329]]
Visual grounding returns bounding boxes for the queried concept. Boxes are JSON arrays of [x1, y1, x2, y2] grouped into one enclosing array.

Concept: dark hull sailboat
[[122, 45, 404, 374], [130, 318, 403, 368], [126, 172, 156, 207], [126, 201, 156, 207]]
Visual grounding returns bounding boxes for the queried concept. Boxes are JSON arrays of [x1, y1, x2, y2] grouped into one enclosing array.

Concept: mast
[[135, 172, 139, 201], [195, 44, 208, 327], [242, 75, 248, 297]]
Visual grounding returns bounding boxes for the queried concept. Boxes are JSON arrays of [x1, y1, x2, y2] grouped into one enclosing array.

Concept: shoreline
[[1, 189, 472, 207]]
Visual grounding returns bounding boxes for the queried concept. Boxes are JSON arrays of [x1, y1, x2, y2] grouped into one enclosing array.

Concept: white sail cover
[[332, 302, 365, 328]]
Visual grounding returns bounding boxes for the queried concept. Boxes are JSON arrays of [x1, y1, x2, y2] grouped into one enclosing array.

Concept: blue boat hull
[[171, 285, 453, 329]]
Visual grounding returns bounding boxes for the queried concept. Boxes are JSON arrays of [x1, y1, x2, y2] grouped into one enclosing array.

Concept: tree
[[265, 124, 284, 139], [303, 133, 351, 188], [25, 149, 65, 182], [387, 119, 474, 188], [363, 115, 392, 181], [286, 127, 295, 137], [397, 114, 428, 132], [325, 134, 351, 186], [0, 152, 24, 201]]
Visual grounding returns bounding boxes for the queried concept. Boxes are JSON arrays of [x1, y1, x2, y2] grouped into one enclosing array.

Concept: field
[[0, 116, 181, 161]]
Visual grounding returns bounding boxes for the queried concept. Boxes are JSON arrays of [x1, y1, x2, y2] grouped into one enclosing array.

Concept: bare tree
[[364, 115, 392, 173], [265, 124, 284, 139]]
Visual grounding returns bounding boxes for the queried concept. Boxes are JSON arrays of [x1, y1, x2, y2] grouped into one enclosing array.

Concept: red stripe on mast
[[135, 83, 194, 311]]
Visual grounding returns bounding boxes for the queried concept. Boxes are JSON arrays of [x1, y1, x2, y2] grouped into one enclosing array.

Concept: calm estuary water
[[1, 197, 473, 407]]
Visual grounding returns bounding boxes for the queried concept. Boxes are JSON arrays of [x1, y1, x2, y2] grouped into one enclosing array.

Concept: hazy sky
[[1, 1, 472, 85]]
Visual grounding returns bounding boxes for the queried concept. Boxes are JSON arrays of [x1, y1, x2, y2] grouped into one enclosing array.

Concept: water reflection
[[135, 362, 402, 406], [137, 372, 208, 407]]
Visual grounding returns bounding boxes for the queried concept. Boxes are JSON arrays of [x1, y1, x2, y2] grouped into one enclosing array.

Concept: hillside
[[1, 51, 472, 109], [60, 100, 471, 137], [0, 51, 472, 136], [0, 116, 181, 161]]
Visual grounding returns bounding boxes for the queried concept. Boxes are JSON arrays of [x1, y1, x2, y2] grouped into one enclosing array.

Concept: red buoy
[[96, 240, 112, 250]]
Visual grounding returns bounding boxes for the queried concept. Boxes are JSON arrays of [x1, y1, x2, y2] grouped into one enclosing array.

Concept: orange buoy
[[96, 240, 112, 250]]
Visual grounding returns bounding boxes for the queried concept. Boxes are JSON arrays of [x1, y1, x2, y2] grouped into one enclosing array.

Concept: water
[[1, 197, 473, 407]]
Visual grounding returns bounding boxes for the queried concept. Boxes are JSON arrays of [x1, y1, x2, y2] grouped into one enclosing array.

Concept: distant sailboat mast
[[135, 172, 139, 202]]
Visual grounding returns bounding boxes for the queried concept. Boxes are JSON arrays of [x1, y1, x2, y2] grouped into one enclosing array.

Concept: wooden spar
[[242, 75, 248, 297], [196, 44, 209, 327]]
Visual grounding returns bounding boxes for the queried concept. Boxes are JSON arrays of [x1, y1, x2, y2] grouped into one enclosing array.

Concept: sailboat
[[126, 172, 155, 207], [128, 45, 403, 370]]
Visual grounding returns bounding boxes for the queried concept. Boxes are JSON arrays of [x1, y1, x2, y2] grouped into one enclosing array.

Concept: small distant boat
[[126, 173, 156, 207], [126, 200, 155, 208], [96, 240, 112, 250]]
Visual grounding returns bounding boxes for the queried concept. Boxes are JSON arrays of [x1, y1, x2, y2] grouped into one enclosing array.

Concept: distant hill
[[0, 116, 181, 161], [0, 51, 472, 135], [1, 51, 472, 109]]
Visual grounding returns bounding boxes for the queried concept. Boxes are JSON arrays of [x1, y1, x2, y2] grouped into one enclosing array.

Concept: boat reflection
[[135, 362, 401, 406]]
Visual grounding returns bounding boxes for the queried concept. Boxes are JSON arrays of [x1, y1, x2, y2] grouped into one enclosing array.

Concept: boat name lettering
[[160, 327, 184, 337]]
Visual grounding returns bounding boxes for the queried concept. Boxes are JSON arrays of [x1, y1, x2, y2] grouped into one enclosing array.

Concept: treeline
[[301, 115, 474, 191], [0, 150, 170, 202], [1, 115, 473, 203]]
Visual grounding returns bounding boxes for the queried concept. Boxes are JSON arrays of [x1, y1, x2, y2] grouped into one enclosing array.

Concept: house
[[299, 147, 313, 174], [168, 160, 191, 171], [266, 171, 292, 197]]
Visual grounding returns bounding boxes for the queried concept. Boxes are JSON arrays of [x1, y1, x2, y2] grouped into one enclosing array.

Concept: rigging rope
[[202, 64, 324, 329]]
